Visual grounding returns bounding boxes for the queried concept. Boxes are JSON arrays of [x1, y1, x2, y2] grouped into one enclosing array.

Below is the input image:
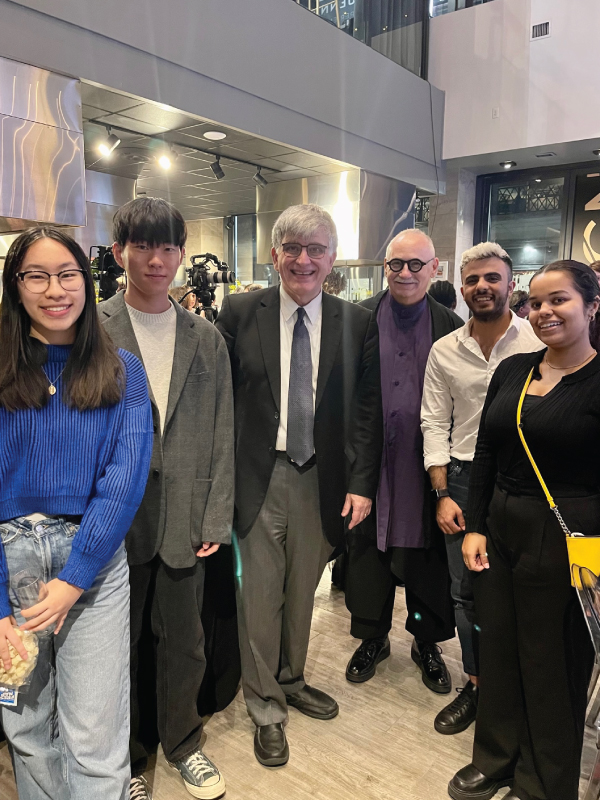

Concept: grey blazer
[[98, 292, 234, 568]]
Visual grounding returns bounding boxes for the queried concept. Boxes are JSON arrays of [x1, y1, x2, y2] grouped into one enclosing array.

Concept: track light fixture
[[253, 167, 268, 188], [97, 127, 121, 158], [210, 156, 225, 180]]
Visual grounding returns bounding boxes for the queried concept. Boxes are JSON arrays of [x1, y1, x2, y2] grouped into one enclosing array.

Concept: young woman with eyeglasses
[[0, 227, 153, 799]]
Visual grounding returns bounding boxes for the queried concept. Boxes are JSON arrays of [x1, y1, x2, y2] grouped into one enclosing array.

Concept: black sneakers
[[434, 680, 478, 734]]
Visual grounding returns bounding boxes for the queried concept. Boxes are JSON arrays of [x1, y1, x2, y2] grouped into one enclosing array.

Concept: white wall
[[429, 0, 600, 160]]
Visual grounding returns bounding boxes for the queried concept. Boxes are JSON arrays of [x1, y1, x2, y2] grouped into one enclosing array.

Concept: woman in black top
[[449, 260, 600, 800]]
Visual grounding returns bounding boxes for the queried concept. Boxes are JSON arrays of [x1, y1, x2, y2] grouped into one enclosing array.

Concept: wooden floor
[[0, 567, 593, 799]]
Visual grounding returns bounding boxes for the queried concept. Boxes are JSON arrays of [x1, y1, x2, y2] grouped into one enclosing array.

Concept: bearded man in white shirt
[[421, 242, 543, 737]]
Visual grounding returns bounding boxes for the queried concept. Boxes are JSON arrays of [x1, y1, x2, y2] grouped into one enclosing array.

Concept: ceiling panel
[[81, 82, 352, 220]]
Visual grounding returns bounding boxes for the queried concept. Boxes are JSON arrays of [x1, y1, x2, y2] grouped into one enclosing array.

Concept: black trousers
[[346, 534, 455, 644], [472, 487, 596, 800], [129, 555, 206, 774]]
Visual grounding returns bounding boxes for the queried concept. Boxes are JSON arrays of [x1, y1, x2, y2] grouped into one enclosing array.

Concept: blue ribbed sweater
[[0, 345, 153, 618]]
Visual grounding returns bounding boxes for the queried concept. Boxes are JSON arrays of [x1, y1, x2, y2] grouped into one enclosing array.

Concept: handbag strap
[[516, 368, 573, 536]]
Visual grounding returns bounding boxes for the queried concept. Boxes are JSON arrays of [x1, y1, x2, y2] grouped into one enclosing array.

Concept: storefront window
[[430, 0, 495, 17], [486, 176, 565, 289], [291, 0, 427, 77]]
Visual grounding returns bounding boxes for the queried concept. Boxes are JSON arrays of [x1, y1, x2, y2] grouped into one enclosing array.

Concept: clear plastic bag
[[0, 627, 39, 697]]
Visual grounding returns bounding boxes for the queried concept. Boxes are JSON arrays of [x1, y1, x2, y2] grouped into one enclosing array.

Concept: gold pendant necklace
[[43, 366, 66, 396]]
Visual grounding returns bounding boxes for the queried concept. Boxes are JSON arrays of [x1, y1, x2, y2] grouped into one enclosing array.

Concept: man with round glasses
[[217, 203, 382, 767], [345, 228, 463, 698]]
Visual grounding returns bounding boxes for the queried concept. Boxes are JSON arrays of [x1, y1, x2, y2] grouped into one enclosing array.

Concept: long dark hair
[[0, 227, 124, 411], [531, 259, 600, 350]]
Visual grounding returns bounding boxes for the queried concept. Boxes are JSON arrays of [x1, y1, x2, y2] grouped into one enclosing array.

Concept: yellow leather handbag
[[517, 368, 600, 586]]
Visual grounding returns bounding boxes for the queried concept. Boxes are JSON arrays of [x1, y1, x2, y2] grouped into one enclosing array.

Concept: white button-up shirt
[[421, 312, 544, 470], [276, 285, 323, 452]]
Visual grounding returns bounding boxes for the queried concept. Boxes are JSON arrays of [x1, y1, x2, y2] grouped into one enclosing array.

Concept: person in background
[[0, 227, 153, 800], [428, 279, 457, 311], [509, 289, 530, 319], [589, 260, 600, 284], [344, 229, 461, 695], [100, 197, 234, 800], [244, 283, 264, 292], [216, 204, 382, 768], [421, 242, 543, 738], [449, 260, 599, 800], [168, 284, 197, 312]]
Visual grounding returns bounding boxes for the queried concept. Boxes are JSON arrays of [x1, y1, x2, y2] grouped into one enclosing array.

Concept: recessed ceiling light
[[203, 131, 227, 141], [535, 178, 542, 183], [593, 149, 600, 157], [500, 160, 517, 170]]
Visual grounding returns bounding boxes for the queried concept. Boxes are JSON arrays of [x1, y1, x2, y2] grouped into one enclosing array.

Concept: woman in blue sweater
[[0, 227, 153, 800]]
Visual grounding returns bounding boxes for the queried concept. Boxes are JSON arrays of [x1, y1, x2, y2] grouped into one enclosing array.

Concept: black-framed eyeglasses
[[17, 269, 86, 294], [281, 242, 328, 259], [386, 258, 435, 273]]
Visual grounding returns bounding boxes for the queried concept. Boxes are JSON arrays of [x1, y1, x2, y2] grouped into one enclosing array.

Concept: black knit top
[[466, 349, 600, 534]]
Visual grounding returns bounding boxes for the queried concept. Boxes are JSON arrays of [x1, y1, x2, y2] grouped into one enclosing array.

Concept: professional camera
[[185, 253, 236, 323], [90, 245, 125, 301]]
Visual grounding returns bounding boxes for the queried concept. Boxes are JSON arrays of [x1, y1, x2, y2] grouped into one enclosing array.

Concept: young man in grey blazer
[[99, 198, 234, 800]]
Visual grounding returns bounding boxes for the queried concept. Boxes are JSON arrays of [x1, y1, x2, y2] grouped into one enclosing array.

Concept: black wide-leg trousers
[[472, 486, 596, 800]]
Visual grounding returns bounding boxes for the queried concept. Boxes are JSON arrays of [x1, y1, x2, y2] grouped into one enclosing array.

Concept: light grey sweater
[[126, 301, 177, 433]]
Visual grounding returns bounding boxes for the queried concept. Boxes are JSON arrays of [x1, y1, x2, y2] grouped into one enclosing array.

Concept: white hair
[[385, 228, 435, 260], [460, 241, 512, 274], [271, 204, 338, 253]]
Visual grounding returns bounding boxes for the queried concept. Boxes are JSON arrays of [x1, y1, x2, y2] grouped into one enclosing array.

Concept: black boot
[[346, 637, 391, 683], [411, 638, 451, 694], [448, 764, 512, 800], [434, 680, 478, 734]]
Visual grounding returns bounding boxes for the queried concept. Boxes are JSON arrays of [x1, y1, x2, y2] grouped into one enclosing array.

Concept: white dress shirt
[[421, 312, 544, 470], [276, 285, 323, 452]]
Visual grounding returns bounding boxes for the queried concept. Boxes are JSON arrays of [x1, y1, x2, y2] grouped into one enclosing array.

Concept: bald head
[[384, 229, 438, 306], [385, 229, 435, 261]]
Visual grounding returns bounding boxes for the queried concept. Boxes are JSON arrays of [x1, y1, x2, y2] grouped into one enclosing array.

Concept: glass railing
[[291, 0, 428, 78], [429, 0, 495, 18]]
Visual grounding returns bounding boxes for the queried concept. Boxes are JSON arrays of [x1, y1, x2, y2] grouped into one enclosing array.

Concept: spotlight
[[157, 147, 178, 170], [253, 167, 268, 188], [593, 149, 600, 157], [97, 128, 120, 158], [499, 160, 517, 170], [210, 156, 225, 180]]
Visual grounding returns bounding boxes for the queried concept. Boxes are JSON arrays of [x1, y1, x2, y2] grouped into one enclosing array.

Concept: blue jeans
[[446, 459, 478, 677], [0, 516, 130, 800]]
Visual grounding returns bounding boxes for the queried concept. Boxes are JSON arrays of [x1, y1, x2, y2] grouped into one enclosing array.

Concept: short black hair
[[113, 197, 187, 249], [428, 280, 456, 310]]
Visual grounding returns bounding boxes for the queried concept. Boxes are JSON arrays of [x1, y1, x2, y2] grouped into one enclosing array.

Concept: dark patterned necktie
[[287, 307, 314, 466]]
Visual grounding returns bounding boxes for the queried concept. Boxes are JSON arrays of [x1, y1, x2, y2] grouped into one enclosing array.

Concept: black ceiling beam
[[86, 120, 282, 173]]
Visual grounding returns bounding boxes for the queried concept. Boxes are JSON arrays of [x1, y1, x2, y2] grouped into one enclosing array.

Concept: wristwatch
[[433, 488, 450, 500]]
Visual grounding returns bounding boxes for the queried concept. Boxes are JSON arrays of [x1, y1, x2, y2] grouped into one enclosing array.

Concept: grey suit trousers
[[235, 454, 333, 726]]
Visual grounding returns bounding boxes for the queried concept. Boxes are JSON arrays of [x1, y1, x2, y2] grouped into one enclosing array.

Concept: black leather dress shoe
[[448, 764, 512, 800], [434, 680, 478, 734], [346, 637, 391, 683], [411, 639, 451, 694], [254, 723, 289, 767], [286, 685, 339, 719]]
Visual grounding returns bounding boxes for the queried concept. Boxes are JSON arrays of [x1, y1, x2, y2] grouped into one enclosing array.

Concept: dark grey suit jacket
[[98, 293, 234, 568], [216, 286, 383, 547]]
